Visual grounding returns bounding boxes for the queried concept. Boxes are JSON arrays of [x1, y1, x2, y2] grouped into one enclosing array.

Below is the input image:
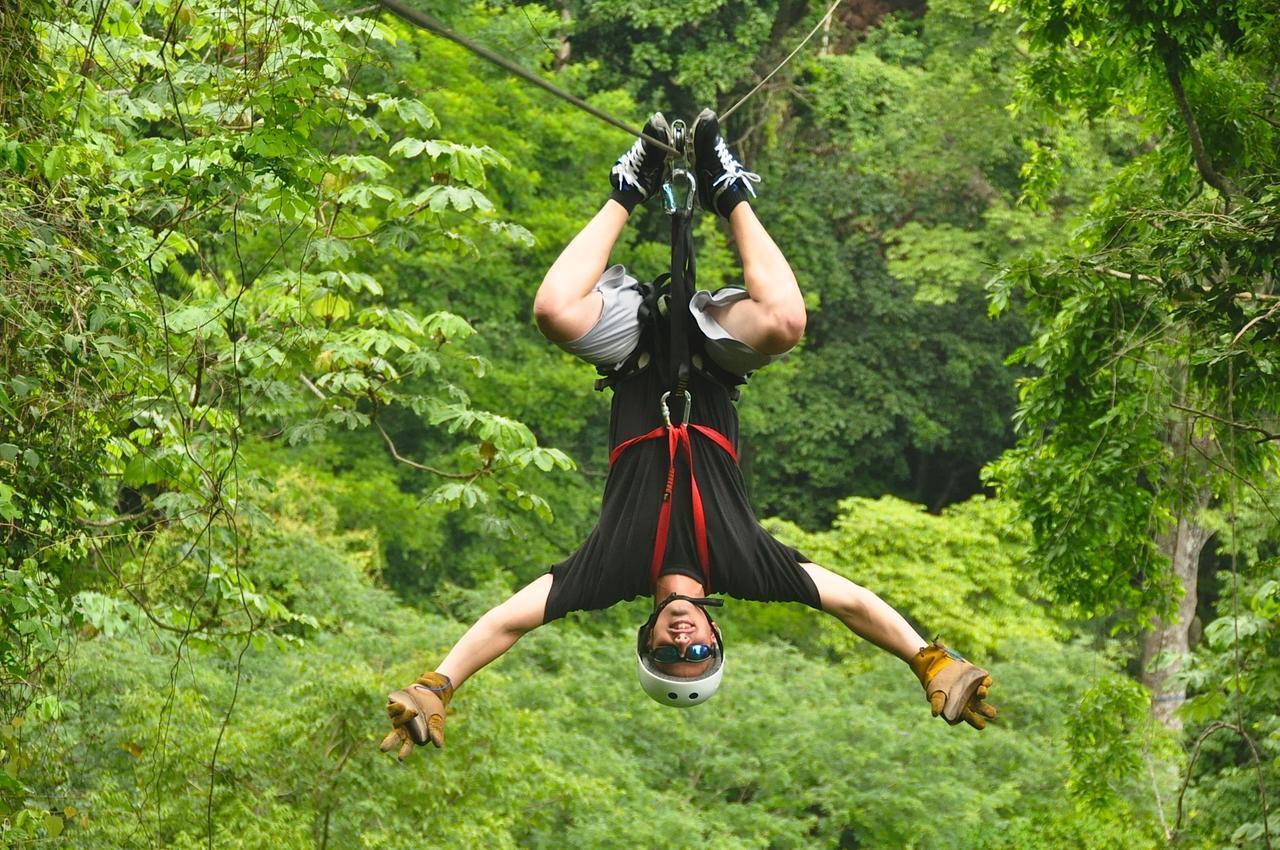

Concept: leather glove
[[909, 642, 997, 730], [379, 671, 453, 760]]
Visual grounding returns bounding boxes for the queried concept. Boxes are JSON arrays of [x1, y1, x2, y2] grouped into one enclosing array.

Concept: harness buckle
[[659, 390, 692, 428]]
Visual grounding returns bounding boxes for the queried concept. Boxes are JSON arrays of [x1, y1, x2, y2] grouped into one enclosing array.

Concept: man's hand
[[909, 643, 997, 730], [379, 671, 453, 760]]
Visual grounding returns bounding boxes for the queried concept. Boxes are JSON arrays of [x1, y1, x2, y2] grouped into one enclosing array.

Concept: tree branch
[[1170, 403, 1280, 444], [373, 418, 484, 479], [1157, 37, 1240, 200], [1231, 301, 1280, 346], [76, 510, 156, 528], [1094, 265, 1163, 284]]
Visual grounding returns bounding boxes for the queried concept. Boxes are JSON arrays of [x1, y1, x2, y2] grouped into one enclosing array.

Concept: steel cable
[[375, 0, 678, 154], [374, 0, 841, 144]]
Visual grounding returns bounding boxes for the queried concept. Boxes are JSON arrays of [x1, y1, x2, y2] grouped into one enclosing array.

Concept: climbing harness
[[608, 395, 738, 590], [601, 119, 743, 591]]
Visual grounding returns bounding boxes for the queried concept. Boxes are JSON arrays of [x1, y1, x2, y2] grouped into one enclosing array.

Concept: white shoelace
[[612, 137, 647, 191], [711, 137, 760, 196]]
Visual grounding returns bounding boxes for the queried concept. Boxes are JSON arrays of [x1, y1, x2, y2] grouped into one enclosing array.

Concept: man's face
[[647, 597, 719, 678]]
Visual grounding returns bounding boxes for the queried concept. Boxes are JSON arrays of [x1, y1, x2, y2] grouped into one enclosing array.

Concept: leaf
[[0, 483, 20, 522], [389, 138, 427, 158], [122, 453, 166, 487], [309, 293, 352, 321], [394, 99, 436, 131]]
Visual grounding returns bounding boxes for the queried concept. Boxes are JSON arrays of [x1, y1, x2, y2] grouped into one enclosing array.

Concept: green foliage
[[14, 474, 1164, 849], [556, 0, 780, 109], [987, 0, 1280, 620], [736, 0, 1111, 525], [1066, 676, 1171, 809], [1172, 486, 1280, 848], [0, 0, 575, 832], [985, 3, 1280, 841]]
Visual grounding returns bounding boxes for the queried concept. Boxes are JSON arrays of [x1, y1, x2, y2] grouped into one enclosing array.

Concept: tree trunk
[[554, 3, 571, 70], [1140, 502, 1213, 730]]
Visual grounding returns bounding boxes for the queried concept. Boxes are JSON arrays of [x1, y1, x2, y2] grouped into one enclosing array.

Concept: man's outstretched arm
[[381, 575, 552, 758], [802, 562, 925, 662], [436, 574, 553, 688], [801, 562, 997, 729]]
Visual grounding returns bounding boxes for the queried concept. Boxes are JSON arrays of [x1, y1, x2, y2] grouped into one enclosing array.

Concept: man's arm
[[381, 575, 552, 757], [801, 562, 925, 662], [801, 562, 997, 729], [436, 574, 553, 688]]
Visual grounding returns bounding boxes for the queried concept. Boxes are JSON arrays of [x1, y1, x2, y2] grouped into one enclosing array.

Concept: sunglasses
[[648, 643, 716, 664]]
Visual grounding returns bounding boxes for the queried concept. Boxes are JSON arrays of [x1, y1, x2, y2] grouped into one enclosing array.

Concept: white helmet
[[635, 594, 725, 708]]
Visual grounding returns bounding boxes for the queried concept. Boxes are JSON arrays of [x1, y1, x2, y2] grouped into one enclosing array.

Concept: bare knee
[[532, 284, 599, 343], [533, 288, 567, 340], [759, 305, 806, 353]]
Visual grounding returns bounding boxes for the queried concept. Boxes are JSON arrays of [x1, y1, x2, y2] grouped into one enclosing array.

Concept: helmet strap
[[639, 592, 723, 647]]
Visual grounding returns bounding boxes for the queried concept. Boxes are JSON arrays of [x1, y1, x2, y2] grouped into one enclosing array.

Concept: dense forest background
[[2, 0, 1277, 847]]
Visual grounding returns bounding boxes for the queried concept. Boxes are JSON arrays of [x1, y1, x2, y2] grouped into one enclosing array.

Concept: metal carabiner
[[662, 168, 697, 216], [661, 119, 697, 216], [659, 390, 692, 428]]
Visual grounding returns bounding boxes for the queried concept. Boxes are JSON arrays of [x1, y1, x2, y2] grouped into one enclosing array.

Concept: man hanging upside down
[[380, 110, 997, 759]]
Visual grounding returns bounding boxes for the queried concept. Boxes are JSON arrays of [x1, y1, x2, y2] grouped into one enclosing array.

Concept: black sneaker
[[691, 108, 760, 218], [609, 112, 672, 213]]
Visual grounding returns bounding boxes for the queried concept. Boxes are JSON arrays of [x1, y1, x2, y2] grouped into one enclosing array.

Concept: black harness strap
[[667, 211, 696, 399]]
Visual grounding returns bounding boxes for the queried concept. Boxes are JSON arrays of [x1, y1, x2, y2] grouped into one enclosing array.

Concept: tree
[[735, 0, 1105, 524], [0, 0, 571, 836], [988, 0, 1280, 736]]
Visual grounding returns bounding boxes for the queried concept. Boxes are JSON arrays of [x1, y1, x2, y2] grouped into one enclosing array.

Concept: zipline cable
[[375, 0, 678, 155], [719, 0, 843, 123], [374, 0, 841, 149]]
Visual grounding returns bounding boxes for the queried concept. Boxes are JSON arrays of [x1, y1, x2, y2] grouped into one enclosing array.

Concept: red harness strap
[[609, 422, 738, 590]]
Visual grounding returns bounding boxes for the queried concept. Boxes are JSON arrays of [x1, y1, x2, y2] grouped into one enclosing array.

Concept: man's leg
[[532, 201, 630, 343], [533, 112, 672, 343], [706, 202, 807, 355], [690, 110, 806, 354]]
